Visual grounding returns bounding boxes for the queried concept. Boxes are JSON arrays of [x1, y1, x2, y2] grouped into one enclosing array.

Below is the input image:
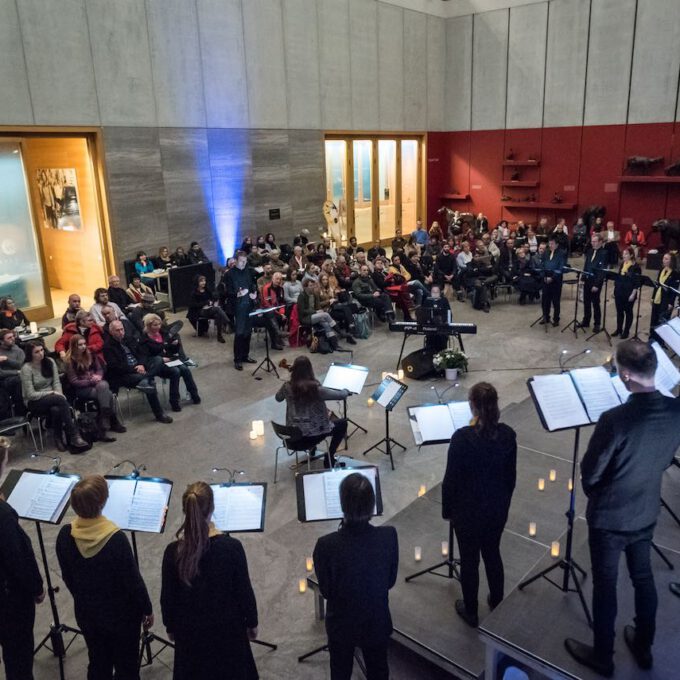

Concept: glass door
[[378, 140, 396, 240], [352, 140, 373, 244], [401, 139, 419, 236], [324, 140, 347, 243]]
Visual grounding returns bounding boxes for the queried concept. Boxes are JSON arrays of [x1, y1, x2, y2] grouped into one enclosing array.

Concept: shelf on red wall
[[502, 160, 540, 167], [500, 201, 575, 210], [617, 176, 680, 184], [500, 181, 539, 188], [440, 193, 470, 200]]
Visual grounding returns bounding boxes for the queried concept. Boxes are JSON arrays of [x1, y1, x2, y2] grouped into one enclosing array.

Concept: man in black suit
[[103, 320, 172, 424], [580, 232, 609, 332], [565, 341, 680, 677], [540, 236, 566, 326], [313, 473, 398, 680]]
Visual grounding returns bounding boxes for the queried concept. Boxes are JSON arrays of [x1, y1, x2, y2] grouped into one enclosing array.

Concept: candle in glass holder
[[551, 541, 560, 558], [367, 398, 375, 407], [529, 522, 537, 537], [381, 372, 388, 380], [249, 430, 257, 440], [29, 322, 38, 334], [298, 578, 307, 594], [538, 478, 545, 491], [305, 557, 313, 572], [254, 420, 265, 436], [441, 541, 449, 557], [414, 546, 422, 561], [568, 478, 574, 492], [417, 485, 426, 498], [397, 369, 404, 380], [549, 469, 557, 482]]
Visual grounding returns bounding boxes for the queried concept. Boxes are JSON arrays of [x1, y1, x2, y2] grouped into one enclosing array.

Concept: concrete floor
[[6, 282, 674, 679]]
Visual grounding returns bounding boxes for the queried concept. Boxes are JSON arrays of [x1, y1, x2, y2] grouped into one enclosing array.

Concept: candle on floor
[[381, 372, 388, 380], [249, 430, 257, 440], [367, 398, 375, 407], [441, 541, 449, 557], [551, 541, 560, 558], [414, 546, 422, 562], [568, 478, 574, 492], [298, 578, 307, 594], [305, 557, 313, 572], [254, 420, 265, 436], [538, 478, 545, 491], [529, 522, 537, 537], [549, 469, 557, 482], [398, 369, 404, 380], [417, 485, 427, 498]]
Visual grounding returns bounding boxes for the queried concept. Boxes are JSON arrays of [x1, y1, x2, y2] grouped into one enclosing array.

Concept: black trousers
[[456, 525, 505, 616], [81, 623, 141, 680], [289, 419, 348, 465], [233, 334, 252, 362], [582, 284, 602, 326], [541, 280, 562, 321], [589, 524, 657, 660], [328, 636, 389, 680], [114, 373, 163, 417], [27, 393, 76, 439], [0, 596, 35, 680], [614, 294, 635, 334]]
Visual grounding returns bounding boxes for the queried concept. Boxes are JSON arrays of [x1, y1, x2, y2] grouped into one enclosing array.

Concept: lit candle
[[254, 420, 265, 437], [298, 578, 307, 594], [549, 469, 557, 482], [381, 371, 388, 380], [551, 541, 560, 558], [367, 398, 375, 407], [29, 322, 38, 334], [305, 557, 313, 572], [249, 430, 257, 440], [568, 478, 574, 492], [398, 369, 404, 380], [417, 485, 426, 497], [414, 546, 422, 561], [529, 522, 537, 537], [538, 478, 545, 491], [441, 541, 449, 557]]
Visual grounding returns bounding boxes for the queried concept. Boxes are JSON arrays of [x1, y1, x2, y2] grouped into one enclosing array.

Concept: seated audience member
[[442, 382, 517, 627], [603, 221, 621, 266], [405, 252, 433, 288], [0, 436, 45, 680], [253, 274, 285, 351], [482, 233, 500, 259], [498, 238, 520, 285], [255, 235, 268, 254], [275, 356, 349, 467], [624, 223, 646, 259], [352, 250, 373, 274], [90, 288, 126, 327], [571, 218, 588, 255], [155, 246, 173, 269], [240, 236, 254, 253], [126, 275, 154, 305], [345, 236, 358, 259], [389, 255, 428, 306], [334, 256, 353, 290], [320, 261, 340, 288], [187, 241, 210, 265], [371, 259, 412, 321], [61, 294, 82, 328], [127, 294, 161, 336], [526, 228, 538, 255], [187, 275, 229, 344], [103, 320, 172, 423], [264, 232, 278, 253], [0, 297, 29, 331], [0, 327, 26, 415], [57, 476, 152, 679], [139, 314, 201, 411], [56, 310, 105, 364], [455, 240, 473, 278], [171, 247, 189, 267], [106, 275, 131, 312], [261, 272, 287, 322], [64, 335, 123, 440], [429, 220, 443, 242], [552, 222, 570, 253], [134, 251, 155, 288], [283, 269, 303, 311], [367, 240, 386, 262], [411, 219, 428, 249], [100, 305, 139, 341], [313, 473, 398, 680], [517, 246, 541, 304], [161, 482, 259, 680], [391, 235, 406, 256], [352, 265, 394, 322], [318, 274, 357, 344], [465, 241, 498, 312], [297, 279, 342, 347], [288, 245, 307, 273], [256, 263, 274, 290], [475, 212, 489, 236], [20, 341, 87, 451], [302, 263, 320, 285]]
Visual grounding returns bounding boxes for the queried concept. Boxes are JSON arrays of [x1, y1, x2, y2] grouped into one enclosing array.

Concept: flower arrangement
[[432, 348, 468, 372]]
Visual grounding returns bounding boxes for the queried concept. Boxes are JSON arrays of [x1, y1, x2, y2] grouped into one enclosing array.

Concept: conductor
[[565, 340, 680, 676], [223, 250, 258, 371], [313, 473, 398, 680]]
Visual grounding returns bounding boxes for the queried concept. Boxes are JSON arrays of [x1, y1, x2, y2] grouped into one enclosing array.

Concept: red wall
[[427, 122, 680, 247]]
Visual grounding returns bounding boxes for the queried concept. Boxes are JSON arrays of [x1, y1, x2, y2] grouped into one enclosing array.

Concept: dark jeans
[[81, 623, 141, 680], [541, 280, 562, 321], [0, 374, 25, 415], [589, 524, 657, 659], [290, 419, 348, 465], [27, 393, 76, 439], [583, 284, 602, 326], [198, 305, 228, 333], [74, 380, 114, 410], [114, 363, 165, 417], [328, 636, 389, 680], [615, 295, 634, 334], [0, 596, 35, 680], [155, 363, 198, 406], [456, 525, 505, 616], [355, 294, 392, 318], [234, 334, 252, 362]]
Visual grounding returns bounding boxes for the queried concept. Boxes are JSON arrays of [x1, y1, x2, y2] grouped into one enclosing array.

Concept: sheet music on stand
[[407, 401, 473, 446], [654, 322, 680, 356], [210, 483, 267, 533], [0, 470, 79, 524], [296, 466, 382, 522], [322, 363, 369, 395], [668, 317, 680, 335], [651, 342, 680, 397], [103, 476, 173, 534], [371, 375, 408, 411]]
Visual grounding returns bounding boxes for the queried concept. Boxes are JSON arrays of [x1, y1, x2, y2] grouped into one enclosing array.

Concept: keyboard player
[[421, 285, 451, 352]]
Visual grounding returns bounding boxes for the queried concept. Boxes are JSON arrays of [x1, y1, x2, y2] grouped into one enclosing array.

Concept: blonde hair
[[143, 313, 162, 332], [175, 482, 214, 586]]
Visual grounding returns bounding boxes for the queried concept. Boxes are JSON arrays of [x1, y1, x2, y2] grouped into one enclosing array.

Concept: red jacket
[[55, 323, 105, 364]]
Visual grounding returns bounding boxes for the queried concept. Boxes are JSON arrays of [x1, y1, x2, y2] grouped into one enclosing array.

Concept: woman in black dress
[[186, 275, 229, 343], [441, 382, 517, 628], [161, 482, 259, 680], [612, 247, 641, 339]]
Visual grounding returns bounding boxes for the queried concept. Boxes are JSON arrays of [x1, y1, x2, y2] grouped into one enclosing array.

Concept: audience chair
[[271, 422, 329, 483], [0, 414, 42, 452]]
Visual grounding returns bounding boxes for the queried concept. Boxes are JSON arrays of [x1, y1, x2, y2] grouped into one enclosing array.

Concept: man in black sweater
[[579, 232, 609, 332], [314, 473, 398, 680], [0, 438, 45, 680], [565, 341, 680, 677]]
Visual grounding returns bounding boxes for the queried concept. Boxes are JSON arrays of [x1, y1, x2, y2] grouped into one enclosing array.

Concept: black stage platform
[[384, 397, 680, 679]]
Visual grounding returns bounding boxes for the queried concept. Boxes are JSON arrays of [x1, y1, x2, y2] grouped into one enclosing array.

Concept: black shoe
[[345, 335, 357, 345], [592, 325, 601, 333], [624, 625, 652, 670], [155, 414, 173, 424], [217, 334, 226, 344], [191, 394, 201, 405], [54, 435, 67, 453], [620, 333, 629, 339], [539, 318, 548, 325], [670, 582, 680, 598], [110, 421, 127, 433], [611, 330, 621, 337], [552, 320, 559, 327], [170, 402, 182, 413], [455, 599, 478, 628], [99, 432, 117, 443], [564, 639, 613, 677], [487, 594, 498, 611], [136, 379, 156, 394], [234, 362, 243, 371], [579, 320, 590, 329], [271, 343, 284, 350], [244, 357, 257, 364]]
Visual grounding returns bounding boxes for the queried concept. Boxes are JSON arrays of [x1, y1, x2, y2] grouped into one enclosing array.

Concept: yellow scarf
[[208, 521, 221, 538], [71, 516, 119, 558], [654, 268, 671, 304], [621, 261, 632, 275]]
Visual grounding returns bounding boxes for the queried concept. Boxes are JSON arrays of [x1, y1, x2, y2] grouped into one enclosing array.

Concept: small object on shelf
[[665, 160, 680, 176], [501, 194, 512, 202], [625, 155, 663, 172], [527, 155, 539, 162], [551, 192, 563, 204], [510, 170, 520, 181], [505, 148, 515, 160]]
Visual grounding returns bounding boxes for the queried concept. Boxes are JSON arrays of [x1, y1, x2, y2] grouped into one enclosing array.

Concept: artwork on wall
[[35, 168, 81, 230]]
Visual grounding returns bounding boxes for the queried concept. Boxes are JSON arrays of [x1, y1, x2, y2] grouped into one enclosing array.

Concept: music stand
[[362, 376, 408, 470], [0, 468, 81, 680], [586, 269, 613, 345], [249, 305, 285, 379], [561, 267, 588, 336], [322, 363, 369, 449], [631, 274, 656, 341]]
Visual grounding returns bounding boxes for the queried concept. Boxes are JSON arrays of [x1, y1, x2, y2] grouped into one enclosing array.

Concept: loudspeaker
[[401, 349, 436, 380]]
